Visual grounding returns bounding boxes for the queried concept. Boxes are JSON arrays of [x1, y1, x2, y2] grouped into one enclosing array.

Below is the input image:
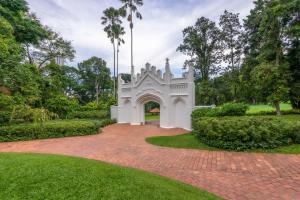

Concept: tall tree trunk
[[113, 41, 116, 98], [117, 44, 119, 81], [130, 3, 134, 77], [117, 44, 119, 98]]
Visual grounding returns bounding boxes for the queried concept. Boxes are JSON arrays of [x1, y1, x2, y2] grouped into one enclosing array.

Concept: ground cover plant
[[0, 153, 221, 200]]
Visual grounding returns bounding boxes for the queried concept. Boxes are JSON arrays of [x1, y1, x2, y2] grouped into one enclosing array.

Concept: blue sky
[[27, 0, 254, 76]]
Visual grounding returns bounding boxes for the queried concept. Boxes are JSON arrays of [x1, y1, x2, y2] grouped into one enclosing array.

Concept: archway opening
[[144, 101, 160, 126]]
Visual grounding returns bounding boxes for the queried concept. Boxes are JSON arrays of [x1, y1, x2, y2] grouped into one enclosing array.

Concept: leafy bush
[[45, 96, 79, 118], [192, 103, 249, 120], [193, 117, 300, 151], [69, 110, 109, 119], [0, 111, 10, 125], [219, 103, 249, 116], [10, 106, 57, 124], [95, 119, 116, 128], [247, 109, 300, 116], [0, 119, 109, 142], [0, 94, 15, 111], [80, 102, 99, 111], [80, 98, 117, 112]]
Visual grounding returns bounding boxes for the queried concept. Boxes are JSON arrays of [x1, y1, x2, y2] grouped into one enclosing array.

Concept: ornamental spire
[[165, 58, 171, 74]]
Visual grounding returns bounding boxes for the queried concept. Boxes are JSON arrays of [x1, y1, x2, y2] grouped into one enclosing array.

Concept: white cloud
[[27, 0, 254, 76]]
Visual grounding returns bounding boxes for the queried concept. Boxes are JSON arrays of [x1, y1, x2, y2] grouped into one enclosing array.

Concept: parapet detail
[[119, 58, 194, 87]]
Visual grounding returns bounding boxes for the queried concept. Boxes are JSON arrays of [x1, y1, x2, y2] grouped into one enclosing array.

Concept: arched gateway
[[115, 59, 195, 130]]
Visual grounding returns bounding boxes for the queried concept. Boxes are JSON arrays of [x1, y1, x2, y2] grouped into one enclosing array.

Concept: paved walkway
[[0, 124, 300, 200]]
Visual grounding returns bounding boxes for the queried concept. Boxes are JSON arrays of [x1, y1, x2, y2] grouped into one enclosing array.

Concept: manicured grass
[[247, 103, 292, 114], [145, 114, 160, 121], [147, 115, 300, 154], [0, 153, 221, 200]]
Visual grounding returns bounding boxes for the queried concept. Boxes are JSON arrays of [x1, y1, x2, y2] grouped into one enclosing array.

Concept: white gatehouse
[[114, 59, 195, 130]]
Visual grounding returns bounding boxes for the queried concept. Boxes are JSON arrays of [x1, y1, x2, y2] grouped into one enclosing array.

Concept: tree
[[120, 0, 143, 76], [101, 7, 125, 97], [0, 0, 47, 44], [25, 28, 76, 69], [219, 10, 243, 100], [177, 17, 223, 81], [114, 24, 125, 81], [78, 57, 112, 105], [120, 73, 131, 83], [282, 0, 300, 109], [252, 0, 292, 115]]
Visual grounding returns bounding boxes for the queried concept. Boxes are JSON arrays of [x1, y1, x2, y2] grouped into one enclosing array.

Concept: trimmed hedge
[[68, 110, 109, 119], [95, 119, 117, 128], [247, 109, 300, 116], [0, 119, 114, 142], [192, 103, 249, 119], [193, 117, 300, 151]]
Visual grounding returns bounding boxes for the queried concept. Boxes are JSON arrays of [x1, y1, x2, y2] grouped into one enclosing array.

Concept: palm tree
[[120, 0, 143, 77], [101, 7, 124, 97], [113, 24, 125, 80]]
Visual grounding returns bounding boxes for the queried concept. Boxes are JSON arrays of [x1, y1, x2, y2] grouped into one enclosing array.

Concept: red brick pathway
[[0, 124, 300, 200]]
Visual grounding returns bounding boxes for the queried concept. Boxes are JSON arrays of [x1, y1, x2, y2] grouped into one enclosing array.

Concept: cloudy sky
[[27, 0, 254, 76]]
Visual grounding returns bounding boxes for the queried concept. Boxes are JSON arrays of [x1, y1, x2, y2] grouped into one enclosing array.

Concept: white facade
[[115, 59, 195, 130]]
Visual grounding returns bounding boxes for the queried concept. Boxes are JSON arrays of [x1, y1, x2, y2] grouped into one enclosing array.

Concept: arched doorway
[[144, 101, 160, 125], [135, 93, 163, 127]]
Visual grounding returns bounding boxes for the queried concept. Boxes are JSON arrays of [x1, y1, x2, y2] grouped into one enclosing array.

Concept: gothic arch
[[115, 59, 195, 130]]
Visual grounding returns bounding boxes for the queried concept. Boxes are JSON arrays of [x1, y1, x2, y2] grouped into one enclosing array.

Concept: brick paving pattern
[[0, 124, 300, 200]]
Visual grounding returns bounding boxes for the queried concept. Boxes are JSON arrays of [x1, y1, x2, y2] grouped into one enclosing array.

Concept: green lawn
[[247, 103, 292, 114], [146, 115, 300, 154], [0, 153, 221, 200], [145, 114, 160, 121]]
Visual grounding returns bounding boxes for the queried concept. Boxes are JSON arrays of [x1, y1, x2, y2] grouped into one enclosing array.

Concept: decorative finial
[[165, 58, 171, 74]]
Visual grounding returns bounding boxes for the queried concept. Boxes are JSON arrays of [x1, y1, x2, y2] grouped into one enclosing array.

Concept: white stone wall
[[117, 59, 195, 130]]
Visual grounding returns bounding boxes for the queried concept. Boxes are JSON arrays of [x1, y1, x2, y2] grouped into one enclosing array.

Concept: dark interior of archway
[[144, 101, 160, 125]]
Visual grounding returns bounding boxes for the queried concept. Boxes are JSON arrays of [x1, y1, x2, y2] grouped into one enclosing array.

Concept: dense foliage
[[193, 117, 300, 150], [178, 0, 300, 114], [0, 119, 108, 142], [69, 110, 109, 119], [0, 0, 116, 128], [192, 103, 249, 119]]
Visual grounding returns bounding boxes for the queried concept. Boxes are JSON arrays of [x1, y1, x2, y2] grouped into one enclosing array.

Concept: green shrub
[[0, 111, 10, 125], [219, 103, 249, 116], [192, 103, 249, 120], [193, 117, 300, 151], [10, 106, 57, 124], [80, 102, 99, 111], [45, 96, 79, 118], [69, 110, 109, 119], [95, 119, 116, 128], [247, 109, 300, 116], [80, 98, 117, 112], [0, 94, 14, 111], [0, 120, 104, 142]]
